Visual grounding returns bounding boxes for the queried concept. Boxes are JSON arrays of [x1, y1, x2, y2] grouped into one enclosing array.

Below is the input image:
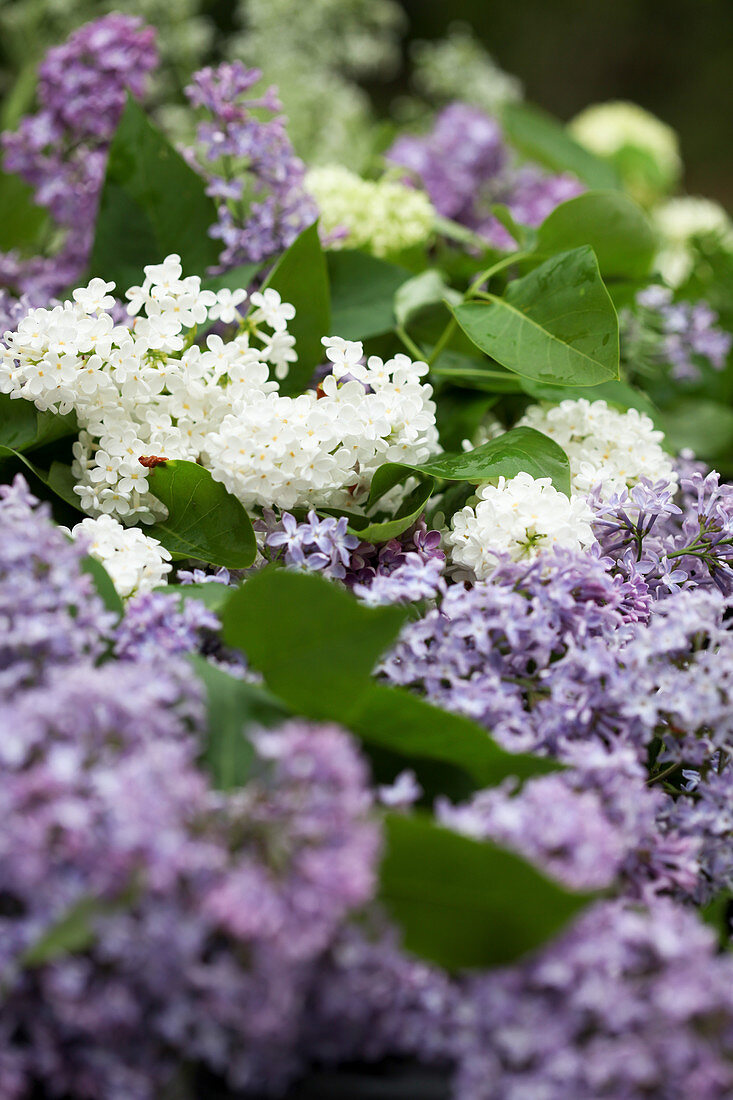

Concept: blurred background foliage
[[1, 0, 730, 203]]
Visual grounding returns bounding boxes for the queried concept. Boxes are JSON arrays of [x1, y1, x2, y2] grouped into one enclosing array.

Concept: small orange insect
[[138, 455, 168, 469]]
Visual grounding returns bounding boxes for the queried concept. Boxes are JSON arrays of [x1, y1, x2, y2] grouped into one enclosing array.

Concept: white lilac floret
[[71, 514, 172, 597], [448, 471, 596, 576], [0, 255, 439, 523], [518, 398, 677, 496]]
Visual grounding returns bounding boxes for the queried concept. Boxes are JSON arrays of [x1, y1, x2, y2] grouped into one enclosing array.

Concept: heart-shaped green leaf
[[368, 425, 571, 504], [453, 247, 619, 387], [535, 190, 657, 278], [148, 460, 256, 568]]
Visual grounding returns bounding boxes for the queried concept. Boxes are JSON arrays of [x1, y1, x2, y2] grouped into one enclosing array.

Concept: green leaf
[[262, 222, 330, 395], [535, 190, 657, 279], [89, 95, 219, 288], [201, 262, 261, 294], [190, 655, 290, 791], [0, 166, 50, 253], [394, 270, 461, 329], [80, 555, 124, 617], [369, 426, 572, 503], [502, 102, 621, 190], [21, 890, 134, 967], [221, 568, 408, 718], [453, 247, 619, 387], [0, 447, 82, 513], [379, 814, 592, 970], [347, 683, 558, 789], [657, 398, 733, 461], [328, 250, 410, 340], [435, 387, 499, 452], [220, 569, 557, 793], [353, 479, 434, 543], [148, 460, 256, 569], [490, 203, 533, 247], [158, 580, 233, 614], [0, 393, 76, 454]]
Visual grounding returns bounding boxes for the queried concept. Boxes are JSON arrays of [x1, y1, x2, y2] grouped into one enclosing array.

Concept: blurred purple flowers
[[387, 102, 584, 248]]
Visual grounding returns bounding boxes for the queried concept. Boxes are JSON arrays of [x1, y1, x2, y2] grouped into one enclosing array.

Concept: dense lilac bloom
[[113, 591, 220, 661], [382, 547, 650, 752], [260, 508, 361, 580], [0, 15, 158, 306], [184, 62, 317, 269], [0, 477, 380, 1098], [387, 102, 584, 248], [593, 471, 733, 596], [623, 285, 732, 383], [458, 898, 733, 1100]]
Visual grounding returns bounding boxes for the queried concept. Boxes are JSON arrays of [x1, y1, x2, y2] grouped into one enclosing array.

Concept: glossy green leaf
[[453, 247, 619, 387], [369, 426, 572, 503], [262, 222, 330, 394], [328, 250, 410, 340], [0, 393, 77, 453], [0, 166, 50, 253], [379, 814, 592, 970], [535, 190, 657, 278], [190, 655, 289, 791], [89, 95, 219, 288], [435, 387, 499, 452], [502, 102, 621, 190], [222, 568, 409, 718], [352, 479, 435, 543], [148, 460, 256, 568]]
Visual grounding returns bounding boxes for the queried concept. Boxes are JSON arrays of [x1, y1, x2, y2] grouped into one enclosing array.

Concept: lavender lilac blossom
[[387, 102, 583, 248], [622, 285, 732, 383], [0, 14, 158, 308], [184, 62, 317, 270], [0, 477, 380, 1098]]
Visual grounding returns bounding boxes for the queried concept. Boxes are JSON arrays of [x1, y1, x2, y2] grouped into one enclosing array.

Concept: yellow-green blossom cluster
[[305, 165, 435, 258]]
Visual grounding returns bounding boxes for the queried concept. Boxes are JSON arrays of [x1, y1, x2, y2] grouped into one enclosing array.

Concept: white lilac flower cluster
[[448, 471, 595, 578], [0, 256, 439, 523], [305, 165, 435, 257], [71, 514, 172, 597], [518, 398, 677, 496], [569, 100, 681, 200]]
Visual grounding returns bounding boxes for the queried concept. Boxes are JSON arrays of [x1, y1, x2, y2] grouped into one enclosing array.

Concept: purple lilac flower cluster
[[0, 477, 379, 1099], [592, 471, 733, 596], [623, 285, 732, 383], [184, 62, 317, 269], [260, 508, 446, 602], [387, 102, 584, 248], [0, 14, 158, 307]]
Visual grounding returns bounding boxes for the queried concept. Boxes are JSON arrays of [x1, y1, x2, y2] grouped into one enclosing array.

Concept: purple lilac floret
[[592, 472, 733, 596], [387, 102, 584, 248], [623, 285, 732, 383], [260, 509, 446, 601], [184, 62, 317, 270], [0, 14, 158, 307]]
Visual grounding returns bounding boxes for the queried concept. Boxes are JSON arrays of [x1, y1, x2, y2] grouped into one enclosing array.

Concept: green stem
[[427, 250, 532, 368], [395, 325, 428, 362]]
